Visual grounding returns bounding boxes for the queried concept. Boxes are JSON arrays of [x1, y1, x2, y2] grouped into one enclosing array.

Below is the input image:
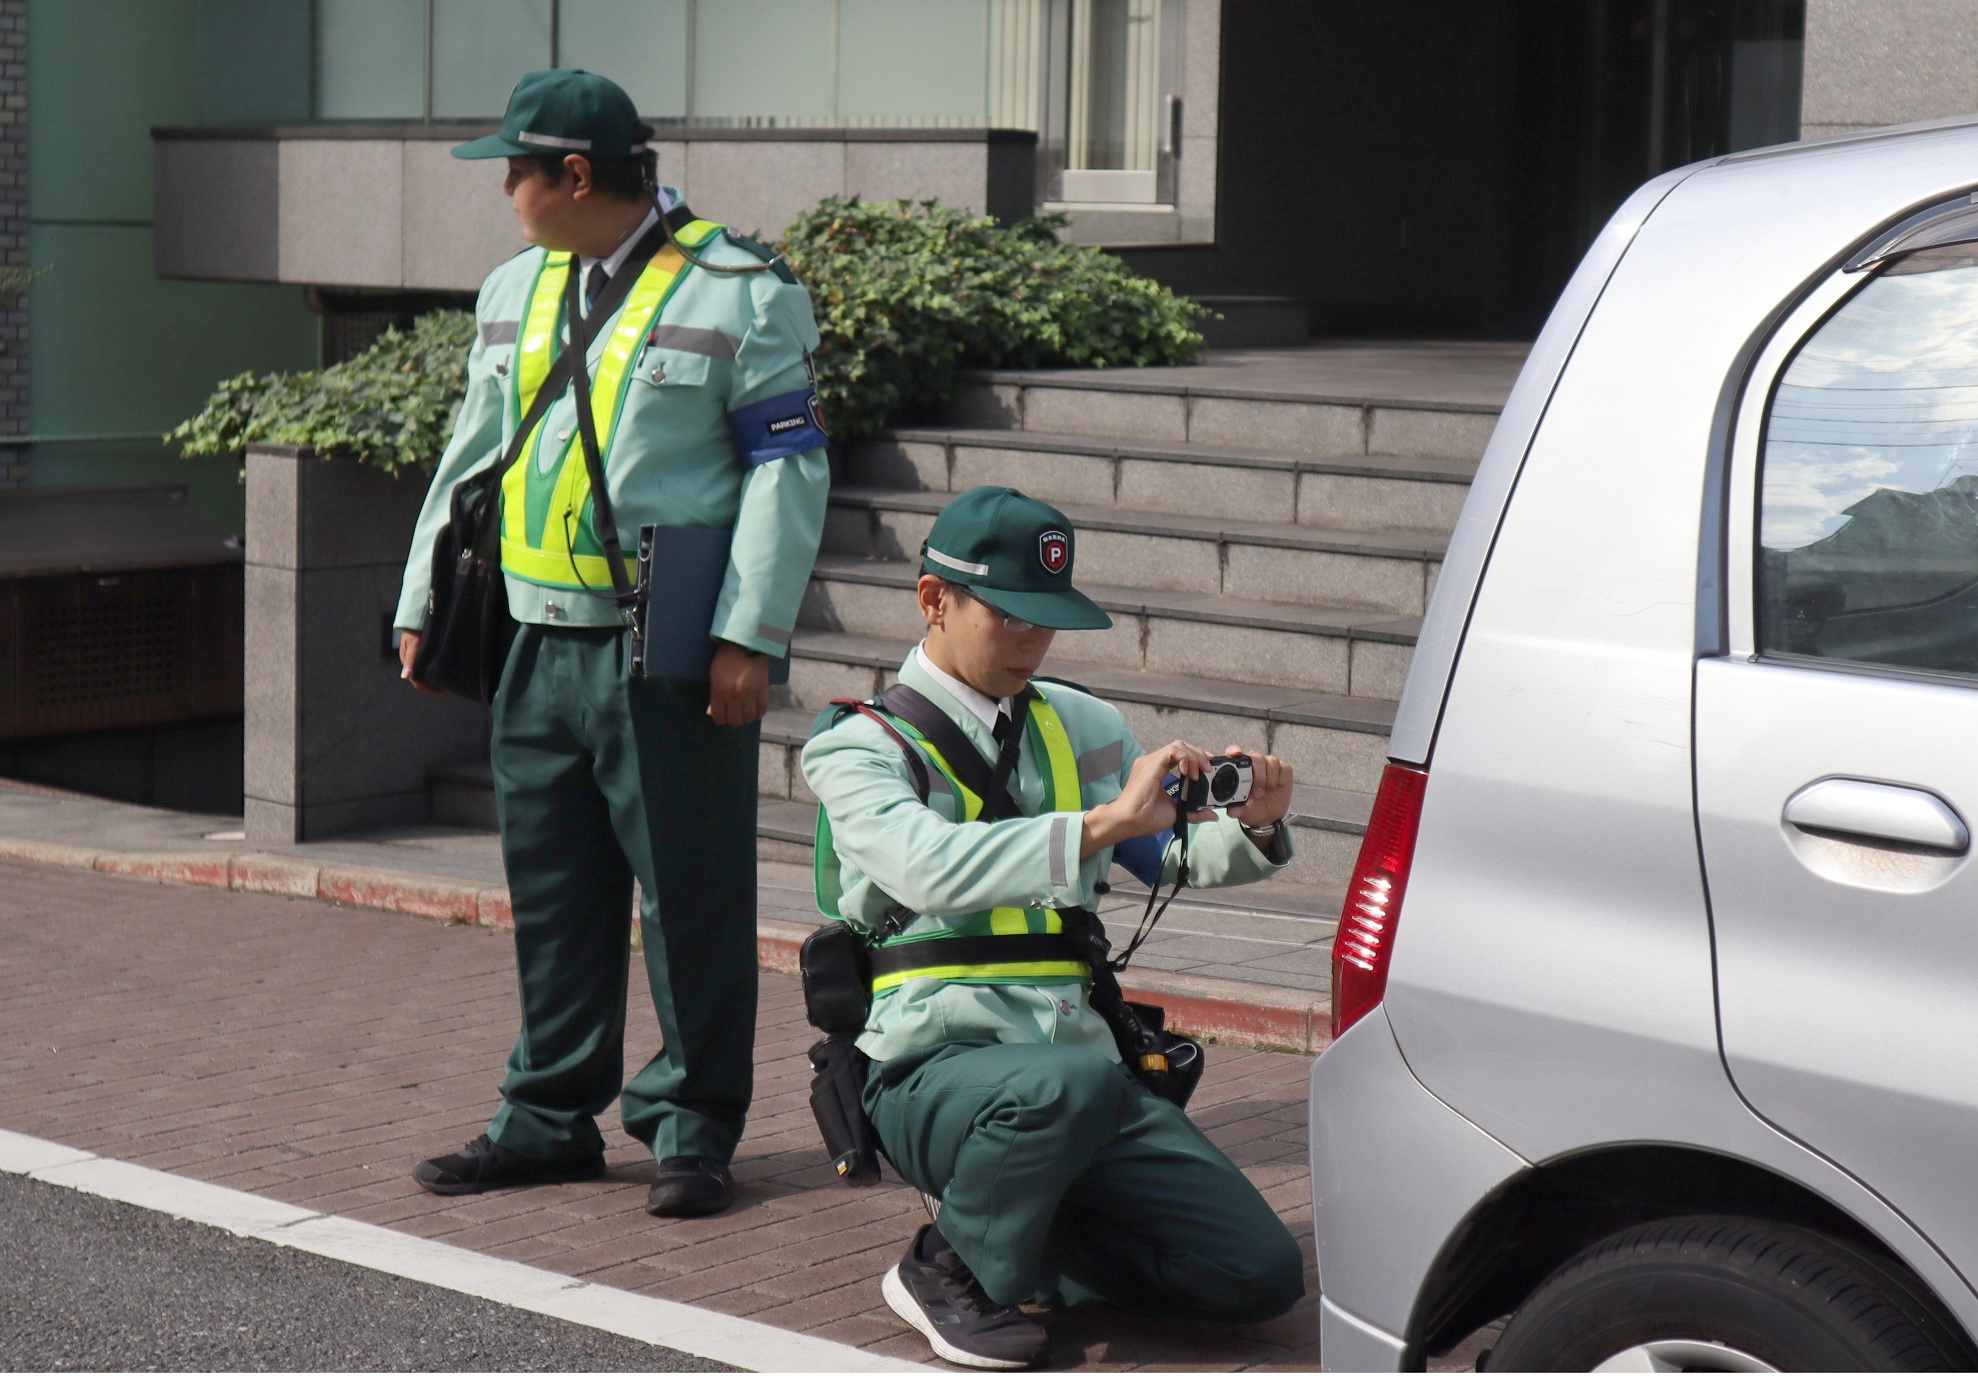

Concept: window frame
[[1728, 216, 1978, 686]]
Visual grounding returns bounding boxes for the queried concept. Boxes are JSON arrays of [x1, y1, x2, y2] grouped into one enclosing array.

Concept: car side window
[[1757, 245, 1978, 675]]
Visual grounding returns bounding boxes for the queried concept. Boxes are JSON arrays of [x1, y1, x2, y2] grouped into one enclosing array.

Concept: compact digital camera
[[1165, 754, 1254, 810]]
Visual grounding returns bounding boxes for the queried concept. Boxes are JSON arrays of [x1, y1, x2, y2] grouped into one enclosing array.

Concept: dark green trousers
[[487, 625, 759, 1164], [865, 1041, 1305, 1321]]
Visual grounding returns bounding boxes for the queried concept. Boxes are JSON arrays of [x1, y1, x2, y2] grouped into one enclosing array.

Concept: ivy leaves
[[167, 312, 476, 476], [779, 198, 1207, 442]]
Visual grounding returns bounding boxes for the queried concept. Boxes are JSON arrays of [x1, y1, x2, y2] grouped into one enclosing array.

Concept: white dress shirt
[[914, 642, 1011, 735]]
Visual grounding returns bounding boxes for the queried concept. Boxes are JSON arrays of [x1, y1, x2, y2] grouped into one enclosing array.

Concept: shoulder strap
[[873, 683, 1038, 822], [824, 698, 933, 803], [563, 219, 675, 611], [490, 223, 666, 502]]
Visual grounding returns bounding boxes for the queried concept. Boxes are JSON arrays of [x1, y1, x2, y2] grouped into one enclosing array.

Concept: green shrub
[[779, 197, 1207, 441], [168, 310, 475, 475], [170, 198, 1207, 470]]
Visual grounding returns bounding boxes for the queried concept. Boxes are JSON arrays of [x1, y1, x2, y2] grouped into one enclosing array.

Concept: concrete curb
[[0, 835, 1333, 1055]]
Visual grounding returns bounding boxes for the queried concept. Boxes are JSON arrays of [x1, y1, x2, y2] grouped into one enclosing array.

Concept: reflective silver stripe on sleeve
[[1049, 815, 1068, 886], [1076, 740, 1123, 784], [480, 320, 518, 345], [755, 622, 792, 647], [517, 130, 590, 150], [650, 324, 740, 360], [925, 546, 990, 577]]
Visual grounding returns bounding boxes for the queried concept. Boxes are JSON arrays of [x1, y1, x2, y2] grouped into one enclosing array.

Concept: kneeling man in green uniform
[[802, 487, 1306, 1369]]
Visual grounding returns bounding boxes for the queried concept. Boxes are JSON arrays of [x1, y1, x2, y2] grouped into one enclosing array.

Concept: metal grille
[[28, 580, 181, 708], [1, 566, 243, 741]]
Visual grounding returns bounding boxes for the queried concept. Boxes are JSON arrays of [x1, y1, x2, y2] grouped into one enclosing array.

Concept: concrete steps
[[945, 368, 1499, 462], [826, 485, 1445, 618], [852, 427, 1476, 534], [802, 554, 1416, 698]]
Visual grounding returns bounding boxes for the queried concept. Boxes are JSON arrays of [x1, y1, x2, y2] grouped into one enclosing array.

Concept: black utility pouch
[[801, 923, 883, 1185], [1124, 1000, 1207, 1109], [807, 1036, 882, 1185], [801, 922, 872, 1035]]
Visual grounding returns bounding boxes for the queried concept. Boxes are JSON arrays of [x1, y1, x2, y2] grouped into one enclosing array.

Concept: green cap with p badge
[[452, 69, 649, 161], [919, 486, 1112, 631]]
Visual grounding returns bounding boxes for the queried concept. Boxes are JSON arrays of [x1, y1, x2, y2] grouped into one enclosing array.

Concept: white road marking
[[0, 1127, 928, 1374]]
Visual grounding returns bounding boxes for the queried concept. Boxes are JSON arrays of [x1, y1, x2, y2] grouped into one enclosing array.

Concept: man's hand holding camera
[[1080, 740, 1292, 858]]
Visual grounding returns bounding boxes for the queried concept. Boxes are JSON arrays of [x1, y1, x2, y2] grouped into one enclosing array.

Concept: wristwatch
[[1240, 818, 1286, 844]]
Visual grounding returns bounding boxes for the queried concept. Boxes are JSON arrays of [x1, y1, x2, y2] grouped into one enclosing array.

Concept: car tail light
[[1331, 763, 1429, 1041]]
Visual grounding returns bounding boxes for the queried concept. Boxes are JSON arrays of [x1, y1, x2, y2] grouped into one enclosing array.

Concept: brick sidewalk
[[0, 859, 1319, 1370]]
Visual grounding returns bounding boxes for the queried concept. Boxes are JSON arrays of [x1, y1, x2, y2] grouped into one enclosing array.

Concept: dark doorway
[[1508, 0, 1804, 330], [1121, 0, 1803, 338]]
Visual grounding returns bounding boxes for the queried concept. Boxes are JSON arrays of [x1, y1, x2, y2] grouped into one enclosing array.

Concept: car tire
[[1487, 1215, 1975, 1372]]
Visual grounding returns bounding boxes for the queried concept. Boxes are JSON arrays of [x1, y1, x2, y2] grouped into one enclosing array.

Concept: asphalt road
[[0, 1172, 734, 1372]]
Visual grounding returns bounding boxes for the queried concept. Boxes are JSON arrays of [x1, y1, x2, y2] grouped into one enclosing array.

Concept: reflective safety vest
[[500, 219, 724, 590], [812, 688, 1091, 994]]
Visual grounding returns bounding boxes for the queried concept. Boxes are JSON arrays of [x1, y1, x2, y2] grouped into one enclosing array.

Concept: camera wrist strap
[[1111, 800, 1190, 973]]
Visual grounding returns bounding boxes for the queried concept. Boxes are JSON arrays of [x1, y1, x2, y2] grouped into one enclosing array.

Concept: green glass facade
[[26, 0, 317, 532]]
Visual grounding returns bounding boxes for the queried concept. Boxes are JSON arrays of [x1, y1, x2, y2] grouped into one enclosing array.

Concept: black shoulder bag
[[411, 222, 666, 701]]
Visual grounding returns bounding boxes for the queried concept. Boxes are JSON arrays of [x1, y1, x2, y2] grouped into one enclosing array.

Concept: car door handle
[[1783, 778, 1969, 852]]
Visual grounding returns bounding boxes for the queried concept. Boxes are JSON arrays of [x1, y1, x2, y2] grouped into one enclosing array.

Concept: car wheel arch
[[1404, 1142, 1968, 1365]]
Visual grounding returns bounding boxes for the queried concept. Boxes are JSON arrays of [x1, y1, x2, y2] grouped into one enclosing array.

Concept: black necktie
[[584, 262, 609, 312], [992, 710, 1013, 747]]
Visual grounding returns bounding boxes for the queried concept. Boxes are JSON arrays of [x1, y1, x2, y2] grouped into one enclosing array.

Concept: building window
[[205, 0, 1174, 207]]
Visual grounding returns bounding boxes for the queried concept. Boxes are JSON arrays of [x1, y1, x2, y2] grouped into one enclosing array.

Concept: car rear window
[[1757, 245, 1978, 675]]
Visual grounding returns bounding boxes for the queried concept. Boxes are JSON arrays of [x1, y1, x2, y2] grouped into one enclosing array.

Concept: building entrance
[[1129, 0, 1803, 338]]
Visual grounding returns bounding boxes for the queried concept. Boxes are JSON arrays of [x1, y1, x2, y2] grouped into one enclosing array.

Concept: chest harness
[[499, 218, 724, 592], [806, 683, 1201, 1085]]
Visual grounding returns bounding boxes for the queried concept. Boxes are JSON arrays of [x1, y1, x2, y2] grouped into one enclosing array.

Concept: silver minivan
[[1309, 117, 1978, 1372]]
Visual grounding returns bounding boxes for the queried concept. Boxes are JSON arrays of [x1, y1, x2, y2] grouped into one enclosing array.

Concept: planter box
[[243, 444, 488, 845]]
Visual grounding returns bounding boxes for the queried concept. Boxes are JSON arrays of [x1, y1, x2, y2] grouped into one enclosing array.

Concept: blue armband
[[728, 387, 829, 468], [1113, 829, 1174, 888]]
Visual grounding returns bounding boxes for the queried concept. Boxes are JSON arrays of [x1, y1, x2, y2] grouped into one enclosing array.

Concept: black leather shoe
[[882, 1224, 1047, 1370], [645, 1155, 734, 1217], [412, 1134, 604, 1196]]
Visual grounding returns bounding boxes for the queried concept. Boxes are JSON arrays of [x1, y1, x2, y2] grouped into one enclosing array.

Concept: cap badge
[[1039, 530, 1070, 575]]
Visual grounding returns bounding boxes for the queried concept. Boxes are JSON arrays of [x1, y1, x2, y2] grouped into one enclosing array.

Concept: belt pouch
[[801, 922, 872, 1035], [807, 1035, 883, 1186]]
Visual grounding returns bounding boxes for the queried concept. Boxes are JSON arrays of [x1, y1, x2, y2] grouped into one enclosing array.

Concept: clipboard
[[630, 522, 791, 684]]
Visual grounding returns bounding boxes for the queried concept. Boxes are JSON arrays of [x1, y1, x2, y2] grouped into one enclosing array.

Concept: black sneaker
[[881, 1224, 1047, 1370], [412, 1134, 604, 1196], [645, 1156, 734, 1217]]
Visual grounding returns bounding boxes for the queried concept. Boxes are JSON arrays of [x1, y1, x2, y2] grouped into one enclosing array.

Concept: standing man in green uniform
[[394, 70, 829, 1218], [802, 487, 1305, 1369]]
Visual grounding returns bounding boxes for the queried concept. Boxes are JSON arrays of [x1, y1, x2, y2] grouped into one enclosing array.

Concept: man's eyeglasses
[[950, 584, 1040, 634]]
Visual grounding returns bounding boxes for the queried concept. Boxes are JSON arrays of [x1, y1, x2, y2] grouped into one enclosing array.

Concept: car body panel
[[1308, 1008, 1527, 1360], [1696, 658, 1978, 1297]]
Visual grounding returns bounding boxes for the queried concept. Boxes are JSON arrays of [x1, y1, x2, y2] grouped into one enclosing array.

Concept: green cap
[[453, 69, 648, 161], [920, 487, 1112, 631]]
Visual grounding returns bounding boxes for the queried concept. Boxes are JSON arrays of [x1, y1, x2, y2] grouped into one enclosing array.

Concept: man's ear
[[916, 575, 946, 628], [564, 153, 594, 199]]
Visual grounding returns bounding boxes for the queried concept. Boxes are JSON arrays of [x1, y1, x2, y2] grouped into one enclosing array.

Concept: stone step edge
[[871, 427, 1479, 483], [788, 629, 1399, 738], [809, 553, 1423, 645], [831, 485, 1449, 561], [950, 366, 1502, 416], [0, 835, 1331, 1055]]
